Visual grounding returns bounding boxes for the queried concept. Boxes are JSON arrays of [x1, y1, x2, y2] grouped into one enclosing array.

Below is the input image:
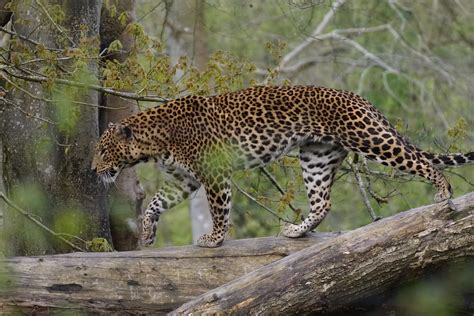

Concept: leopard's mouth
[[98, 167, 119, 185]]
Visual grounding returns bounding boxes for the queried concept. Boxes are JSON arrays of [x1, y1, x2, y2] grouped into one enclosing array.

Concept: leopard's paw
[[434, 184, 453, 203], [434, 192, 452, 203], [197, 234, 224, 248], [282, 223, 306, 238]]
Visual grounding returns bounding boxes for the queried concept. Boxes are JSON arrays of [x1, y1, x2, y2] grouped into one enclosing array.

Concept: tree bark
[[0, 1, 10, 230], [1, 0, 110, 255], [0, 232, 340, 314], [172, 192, 474, 315], [0, 0, 11, 26], [99, 0, 144, 251]]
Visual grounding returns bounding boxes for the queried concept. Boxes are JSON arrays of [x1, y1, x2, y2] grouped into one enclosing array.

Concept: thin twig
[[446, 170, 474, 186], [35, 0, 76, 47], [55, 232, 89, 246], [361, 158, 391, 204], [232, 180, 293, 224], [138, 1, 165, 23], [327, 33, 399, 74], [0, 192, 87, 252], [348, 157, 380, 221], [0, 25, 61, 51], [278, 0, 346, 68], [264, 0, 346, 83], [260, 167, 299, 214], [0, 97, 56, 125]]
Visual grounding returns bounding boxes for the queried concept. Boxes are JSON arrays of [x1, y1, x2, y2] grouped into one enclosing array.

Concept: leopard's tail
[[422, 151, 474, 169]]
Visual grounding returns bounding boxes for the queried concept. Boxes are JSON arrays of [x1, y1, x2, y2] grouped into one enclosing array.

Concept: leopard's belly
[[229, 133, 310, 169]]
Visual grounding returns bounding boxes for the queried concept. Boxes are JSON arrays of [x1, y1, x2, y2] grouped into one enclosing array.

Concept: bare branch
[[361, 158, 391, 204], [255, 56, 366, 76], [269, 19, 455, 85], [260, 167, 300, 214], [382, 71, 410, 111], [4, 68, 169, 103], [264, 0, 346, 82], [1, 72, 130, 112], [232, 180, 293, 224], [327, 32, 399, 73], [279, 0, 346, 67], [347, 156, 380, 221]]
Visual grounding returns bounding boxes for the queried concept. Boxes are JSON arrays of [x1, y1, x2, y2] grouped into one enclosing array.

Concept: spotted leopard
[[92, 86, 474, 248]]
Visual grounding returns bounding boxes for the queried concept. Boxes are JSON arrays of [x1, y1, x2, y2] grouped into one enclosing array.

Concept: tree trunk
[[0, 192, 473, 314], [0, 3, 10, 230], [0, 232, 341, 314], [172, 192, 474, 315], [1, 0, 110, 255], [0, 0, 11, 26], [99, 0, 144, 251]]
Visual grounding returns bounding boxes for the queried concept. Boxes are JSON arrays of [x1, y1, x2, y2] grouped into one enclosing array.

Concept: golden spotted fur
[[93, 86, 474, 247]]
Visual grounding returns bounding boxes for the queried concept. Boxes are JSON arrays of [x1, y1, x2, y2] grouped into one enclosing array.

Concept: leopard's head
[[92, 123, 137, 184]]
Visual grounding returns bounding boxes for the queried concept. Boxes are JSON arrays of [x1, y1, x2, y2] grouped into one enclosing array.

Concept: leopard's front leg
[[142, 168, 200, 246], [197, 177, 232, 248]]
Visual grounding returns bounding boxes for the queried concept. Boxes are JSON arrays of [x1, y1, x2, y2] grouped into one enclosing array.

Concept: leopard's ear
[[116, 124, 133, 141], [108, 122, 115, 129]]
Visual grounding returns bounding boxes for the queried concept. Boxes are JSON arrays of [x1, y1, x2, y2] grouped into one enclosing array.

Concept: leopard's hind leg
[[197, 174, 232, 248], [283, 143, 347, 238]]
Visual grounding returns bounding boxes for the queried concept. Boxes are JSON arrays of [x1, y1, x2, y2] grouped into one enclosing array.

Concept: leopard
[[92, 85, 474, 248]]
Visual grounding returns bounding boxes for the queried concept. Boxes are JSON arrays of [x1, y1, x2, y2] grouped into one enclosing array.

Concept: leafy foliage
[[86, 238, 114, 252]]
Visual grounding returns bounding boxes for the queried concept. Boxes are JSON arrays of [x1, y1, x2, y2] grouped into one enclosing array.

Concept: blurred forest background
[[0, 0, 473, 312]]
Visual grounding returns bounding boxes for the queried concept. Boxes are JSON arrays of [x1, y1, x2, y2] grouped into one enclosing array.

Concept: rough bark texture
[[0, 1, 10, 229], [173, 192, 474, 315], [1, 0, 110, 255], [0, 232, 340, 314], [99, 0, 144, 251]]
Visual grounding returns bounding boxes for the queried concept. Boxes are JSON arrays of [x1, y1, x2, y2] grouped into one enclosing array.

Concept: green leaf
[[118, 11, 129, 26], [108, 39, 123, 53]]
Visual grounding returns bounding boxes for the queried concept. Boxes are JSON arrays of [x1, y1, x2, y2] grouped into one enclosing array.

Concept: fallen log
[[172, 192, 474, 315], [0, 230, 340, 314]]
